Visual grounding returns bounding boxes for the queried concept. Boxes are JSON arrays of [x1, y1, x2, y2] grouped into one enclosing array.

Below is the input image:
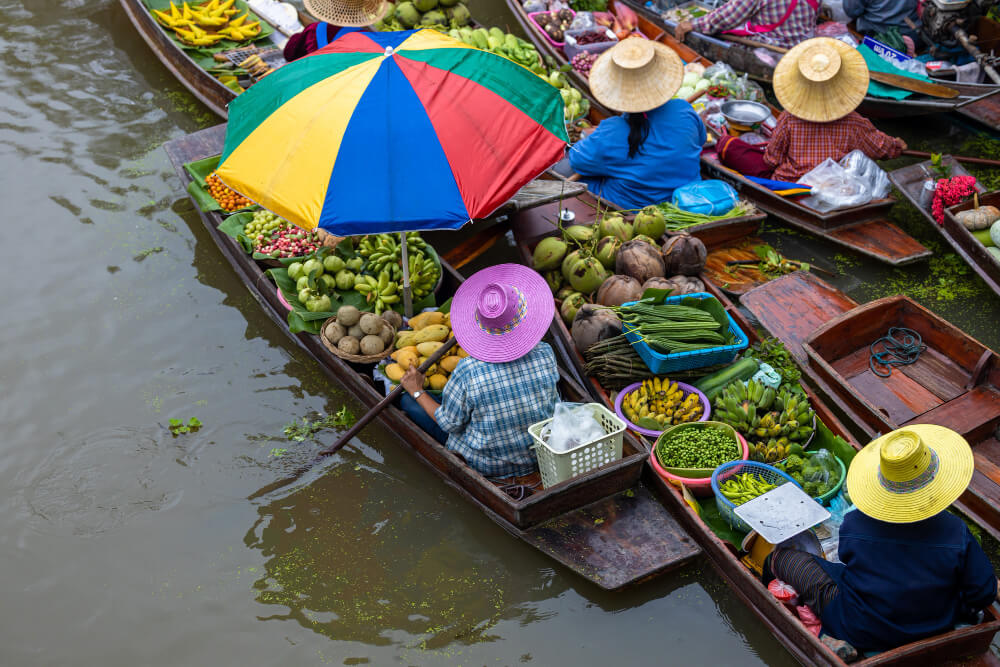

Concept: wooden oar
[[902, 150, 1000, 169], [248, 337, 458, 501], [718, 35, 961, 98]]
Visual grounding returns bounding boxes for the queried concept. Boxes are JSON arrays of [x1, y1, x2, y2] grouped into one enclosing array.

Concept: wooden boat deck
[[161, 124, 700, 590]]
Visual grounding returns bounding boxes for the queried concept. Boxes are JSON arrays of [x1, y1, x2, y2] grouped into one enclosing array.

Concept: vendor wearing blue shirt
[[568, 37, 706, 210], [763, 425, 998, 656]]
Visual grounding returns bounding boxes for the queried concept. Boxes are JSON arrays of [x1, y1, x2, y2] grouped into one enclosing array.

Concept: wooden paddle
[[902, 150, 1000, 169], [719, 35, 961, 99], [248, 337, 458, 501]]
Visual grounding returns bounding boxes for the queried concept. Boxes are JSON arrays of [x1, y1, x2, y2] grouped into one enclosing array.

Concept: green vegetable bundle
[[778, 448, 842, 498], [656, 200, 758, 230], [584, 335, 728, 389], [618, 302, 730, 354], [655, 425, 740, 469]]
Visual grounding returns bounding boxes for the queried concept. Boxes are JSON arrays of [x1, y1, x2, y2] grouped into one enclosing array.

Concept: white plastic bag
[[840, 149, 891, 199], [569, 11, 595, 31], [546, 403, 605, 453], [800, 150, 889, 212]]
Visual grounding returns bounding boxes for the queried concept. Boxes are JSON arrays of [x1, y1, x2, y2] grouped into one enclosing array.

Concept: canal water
[[0, 0, 997, 664]]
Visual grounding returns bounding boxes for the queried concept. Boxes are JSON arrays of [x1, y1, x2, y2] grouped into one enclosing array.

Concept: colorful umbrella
[[215, 29, 569, 236]]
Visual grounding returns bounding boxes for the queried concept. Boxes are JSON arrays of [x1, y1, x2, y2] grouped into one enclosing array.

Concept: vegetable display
[[621, 377, 703, 429], [357, 232, 440, 306], [777, 449, 843, 498], [152, 0, 262, 46], [376, 0, 472, 31], [533, 8, 575, 43], [743, 337, 801, 387], [655, 424, 740, 469], [692, 358, 759, 400], [206, 171, 253, 211], [617, 301, 728, 354], [655, 200, 758, 230], [322, 305, 397, 356], [713, 381, 816, 463], [717, 472, 777, 506], [383, 310, 468, 391], [955, 193, 1000, 230], [583, 335, 728, 388]]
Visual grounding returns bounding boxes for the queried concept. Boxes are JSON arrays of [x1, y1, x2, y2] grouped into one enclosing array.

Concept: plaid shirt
[[690, 0, 818, 48], [435, 342, 559, 479], [763, 111, 904, 182]]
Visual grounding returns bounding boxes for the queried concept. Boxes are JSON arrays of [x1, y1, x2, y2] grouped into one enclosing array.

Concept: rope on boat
[[868, 327, 926, 378]]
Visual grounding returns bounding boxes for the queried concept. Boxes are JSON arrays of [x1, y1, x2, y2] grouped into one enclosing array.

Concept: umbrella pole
[[401, 237, 413, 318]]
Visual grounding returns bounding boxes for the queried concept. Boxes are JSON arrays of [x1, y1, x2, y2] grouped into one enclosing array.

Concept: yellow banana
[[152, 8, 175, 26], [218, 0, 236, 11]]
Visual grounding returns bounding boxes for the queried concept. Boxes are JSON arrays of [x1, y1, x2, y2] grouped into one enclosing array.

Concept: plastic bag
[[672, 179, 739, 216], [546, 402, 606, 453], [796, 605, 822, 636], [839, 149, 891, 199], [768, 579, 799, 607], [569, 11, 595, 31], [703, 61, 737, 84], [523, 0, 547, 11], [800, 158, 874, 212]]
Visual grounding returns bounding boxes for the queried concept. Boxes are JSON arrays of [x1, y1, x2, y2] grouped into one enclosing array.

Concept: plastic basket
[[528, 10, 576, 47], [529, 403, 625, 488], [622, 293, 749, 374], [710, 460, 800, 532], [650, 432, 748, 497], [564, 27, 617, 60], [613, 380, 710, 438]]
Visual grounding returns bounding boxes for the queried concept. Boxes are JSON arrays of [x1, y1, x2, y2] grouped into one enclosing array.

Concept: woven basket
[[319, 316, 395, 364]]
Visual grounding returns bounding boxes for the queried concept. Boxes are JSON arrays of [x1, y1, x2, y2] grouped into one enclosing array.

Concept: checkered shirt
[[763, 111, 904, 182], [435, 342, 559, 479], [690, 0, 818, 48]]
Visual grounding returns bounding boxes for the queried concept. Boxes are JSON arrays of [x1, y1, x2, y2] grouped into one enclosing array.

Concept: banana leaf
[[139, 0, 274, 55], [182, 155, 257, 214]]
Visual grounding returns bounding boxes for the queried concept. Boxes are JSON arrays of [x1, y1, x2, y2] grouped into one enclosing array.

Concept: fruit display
[[382, 310, 469, 391], [244, 210, 323, 258], [373, 0, 472, 31], [717, 472, 778, 506], [533, 9, 575, 43], [322, 306, 397, 358], [713, 380, 816, 463], [152, 1, 262, 46], [206, 172, 253, 211], [357, 232, 440, 303], [654, 424, 740, 470], [621, 377, 703, 430], [777, 448, 843, 499]]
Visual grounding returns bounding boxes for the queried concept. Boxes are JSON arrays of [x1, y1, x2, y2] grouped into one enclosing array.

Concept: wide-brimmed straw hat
[[449, 264, 554, 363], [846, 424, 973, 523], [304, 0, 390, 27], [588, 37, 684, 113], [773, 37, 870, 122]]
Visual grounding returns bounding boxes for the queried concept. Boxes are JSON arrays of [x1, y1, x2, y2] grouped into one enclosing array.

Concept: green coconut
[[414, 0, 438, 11], [563, 224, 595, 244], [445, 2, 469, 24], [560, 292, 586, 325], [532, 236, 568, 271], [561, 248, 582, 281], [439, 0, 460, 7], [394, 1, 420, 26], [597, 213, 632, 242], [594, 236, 621, 270], [555, 285, 576, 301], [632, 234, 659, 246], [632, 206, 666, 241], [568, 256, 609, 293], [543, 269, 563, 293], [420, 9, 447, 25]]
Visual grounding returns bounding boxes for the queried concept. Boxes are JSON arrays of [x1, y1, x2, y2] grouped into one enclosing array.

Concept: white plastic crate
[[529, 403, 625, 489]]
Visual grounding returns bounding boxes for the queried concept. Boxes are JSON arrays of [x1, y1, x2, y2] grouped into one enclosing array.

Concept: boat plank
[[905, 387, 1000, 440], [825, 220, 934, 265], [847, 367, 942, 424], [833, 346, 968, 404], [972, 439, 1000, 488]]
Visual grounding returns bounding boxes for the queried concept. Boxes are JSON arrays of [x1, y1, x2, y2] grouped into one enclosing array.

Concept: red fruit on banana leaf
[[612, 1, 638, 30], [593, 11, 614, 25]]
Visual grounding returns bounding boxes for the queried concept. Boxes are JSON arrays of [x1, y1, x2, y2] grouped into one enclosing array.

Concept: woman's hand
[[401, 367, 425, 395], [674, 20, 694, 42]]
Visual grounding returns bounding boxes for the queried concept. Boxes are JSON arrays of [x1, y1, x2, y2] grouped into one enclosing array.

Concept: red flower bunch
[[931, 175, 977, 224]]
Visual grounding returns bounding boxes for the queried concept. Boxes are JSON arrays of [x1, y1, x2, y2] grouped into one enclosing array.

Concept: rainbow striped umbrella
[[216, 29, 569, 236]]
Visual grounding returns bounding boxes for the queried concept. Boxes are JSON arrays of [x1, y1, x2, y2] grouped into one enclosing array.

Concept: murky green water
[[0, 1, 997, 664]]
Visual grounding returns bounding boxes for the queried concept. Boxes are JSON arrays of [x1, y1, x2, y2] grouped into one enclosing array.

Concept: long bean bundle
[[616, 300, 731, 355], [583, 335, 728, 389]]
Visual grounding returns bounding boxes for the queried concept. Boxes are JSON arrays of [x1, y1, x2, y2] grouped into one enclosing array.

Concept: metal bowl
[[720, 100, 771, 126]]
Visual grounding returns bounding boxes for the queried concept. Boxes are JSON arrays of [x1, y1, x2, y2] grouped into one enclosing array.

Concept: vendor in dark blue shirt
[[568, 38, 706, 210], [763, 425, 997, 653]]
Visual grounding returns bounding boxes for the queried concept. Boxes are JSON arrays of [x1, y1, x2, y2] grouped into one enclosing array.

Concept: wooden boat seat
[[904, 387, 1000, 441]]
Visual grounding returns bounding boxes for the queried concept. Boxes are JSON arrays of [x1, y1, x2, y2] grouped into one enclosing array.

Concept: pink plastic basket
[[528, 10, 576, 48]]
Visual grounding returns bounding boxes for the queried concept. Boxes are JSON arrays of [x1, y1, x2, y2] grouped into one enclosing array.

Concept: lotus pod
[[561, 248, 582, 280], [596, 274, 643, 306], [597, 213, 633, 242], [543, 269, 563, 293], [568, 256, 608, 294], [571, 304, 622, 353], [615, 239, 665, 284], [563, 224, 595, 245], [631, 234, 659, 246], [661, 233, 707, 276], [560, 292, 586, 325], [533, 236, 568, 271], [632, 206, 666, 241], [594, 236, 621, 270]]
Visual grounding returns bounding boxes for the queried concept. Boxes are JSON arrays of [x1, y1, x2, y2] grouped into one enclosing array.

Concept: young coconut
[[338, 336, 361, 355], [532, 236, 568, 271], [378, 322, 395, 347], [560, 292, 586, 325], [544, 269, 564, 293], [596, 274, 643, 306], [615, 239, 665, 284], [642, 277, 675, 293], [632, 206, 666, 240], [597, 213, 633, 242], [668, 274, 705, 294], [555, 285, 576, 302], [662, 233, 707, 276], [336, 305, 361, 327], [563, 224, 595, 244], [571, 304, 621, 353], [359, 335, 386, 356], [561, 248, 582, 281], [632, 234, 659, 246], [594, 236, 621, 270], [568, 256, 609, 294]]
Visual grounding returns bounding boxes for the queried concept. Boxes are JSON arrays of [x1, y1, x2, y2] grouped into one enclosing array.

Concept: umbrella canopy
[[216, 29, 569, 236]]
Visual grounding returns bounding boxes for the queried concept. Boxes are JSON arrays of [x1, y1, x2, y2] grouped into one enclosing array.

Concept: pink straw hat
[[449, 264, 555, 363]]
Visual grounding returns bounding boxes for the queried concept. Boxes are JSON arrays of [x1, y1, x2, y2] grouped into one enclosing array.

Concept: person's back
[[843, 0, 920, 39], [569, 99, 705, 209], [819, 510, 996, 651]]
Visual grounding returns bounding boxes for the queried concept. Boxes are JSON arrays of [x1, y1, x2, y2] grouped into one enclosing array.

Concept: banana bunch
[[719, 472, 777, 506], [622, 377, 704, 430], [713, 380, 816, 463], [152, 1, 261, 46], [358, 233, 440, 300], [353, 272, 400, 316]]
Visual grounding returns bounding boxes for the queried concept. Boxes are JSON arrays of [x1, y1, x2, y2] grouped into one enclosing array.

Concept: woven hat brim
[[773, 38, 869, 122], [449, 264, 555, 363], [304, 0, 391, 27], [589, 41, 684, 113], [846, 424, 974, 523]]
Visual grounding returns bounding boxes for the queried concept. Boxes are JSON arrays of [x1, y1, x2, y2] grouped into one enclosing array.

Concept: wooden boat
[[161, 123, 700, 590], [507, 0, 932, 266], [620, 0, 1000, 132], [508, 205, 1000, 666], [889, 157, 1000, 298], [742, 271, 1000, 542]]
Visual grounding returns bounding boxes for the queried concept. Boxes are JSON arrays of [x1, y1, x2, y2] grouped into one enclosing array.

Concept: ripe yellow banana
[[228, 11, 248, 27]]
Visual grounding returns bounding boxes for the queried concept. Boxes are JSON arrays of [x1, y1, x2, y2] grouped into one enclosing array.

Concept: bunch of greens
[[655, 200, 758, 230], [283, 406, 356, 442], [751, 244, 809, 279], [744, 337, 801, 387]]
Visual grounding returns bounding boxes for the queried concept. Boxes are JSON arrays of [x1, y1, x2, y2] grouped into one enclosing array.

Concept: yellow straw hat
[[772, 37, 870, 122], [304, 0, 391, 28], [588, 37, 684, 113], [846, 424, 973, 523]]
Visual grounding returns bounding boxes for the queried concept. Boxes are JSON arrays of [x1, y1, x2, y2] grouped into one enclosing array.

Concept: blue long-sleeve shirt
[[568, 100, 706, 210], [843, 0, 920, 38], [817, 510, 996, 651]]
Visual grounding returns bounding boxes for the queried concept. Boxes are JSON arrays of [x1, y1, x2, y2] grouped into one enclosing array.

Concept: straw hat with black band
[[846, 424, 974, 524], [588, 37, 685, 113], [772, 37, 870, 123], [304, 0, 390, 28]]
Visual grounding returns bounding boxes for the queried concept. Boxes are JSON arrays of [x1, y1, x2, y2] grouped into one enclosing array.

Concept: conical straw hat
[[773, 37, 869, 122], [589, 37, 684, 113], [304, 0, 390, 28]]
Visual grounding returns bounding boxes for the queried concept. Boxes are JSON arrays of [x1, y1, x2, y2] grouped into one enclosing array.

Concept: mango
[[395, 331, 418, 349], [414, 324, 450, 344], [408, 311, 447, 331], [395, 349, 418, 370], [391, 345, 417, 361], [439, 355, 461, 373], [416, 341, 444, 357], [428, 374, 448, 391], [456, 347, 469, 358], [384, 363, 405, 382]]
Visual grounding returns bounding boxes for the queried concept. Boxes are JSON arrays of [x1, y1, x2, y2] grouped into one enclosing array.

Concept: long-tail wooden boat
[[741, 270, 1000, 543], [620, 0, 1000, 131], [507, 0, 932, 266], [508, 201, 1000, 665], [889, 157, 1000, 298], [162, 123, 701, 590]]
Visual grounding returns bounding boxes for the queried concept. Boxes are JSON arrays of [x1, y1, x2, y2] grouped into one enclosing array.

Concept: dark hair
[[626, 113, 650, 159]]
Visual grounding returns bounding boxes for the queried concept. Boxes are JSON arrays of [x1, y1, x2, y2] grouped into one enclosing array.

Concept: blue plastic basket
[[622, 294, 749, 374], [711, 460, 800, 532]]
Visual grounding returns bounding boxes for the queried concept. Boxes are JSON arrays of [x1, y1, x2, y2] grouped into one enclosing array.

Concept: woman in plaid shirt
[[674, 0, 819, 48]]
